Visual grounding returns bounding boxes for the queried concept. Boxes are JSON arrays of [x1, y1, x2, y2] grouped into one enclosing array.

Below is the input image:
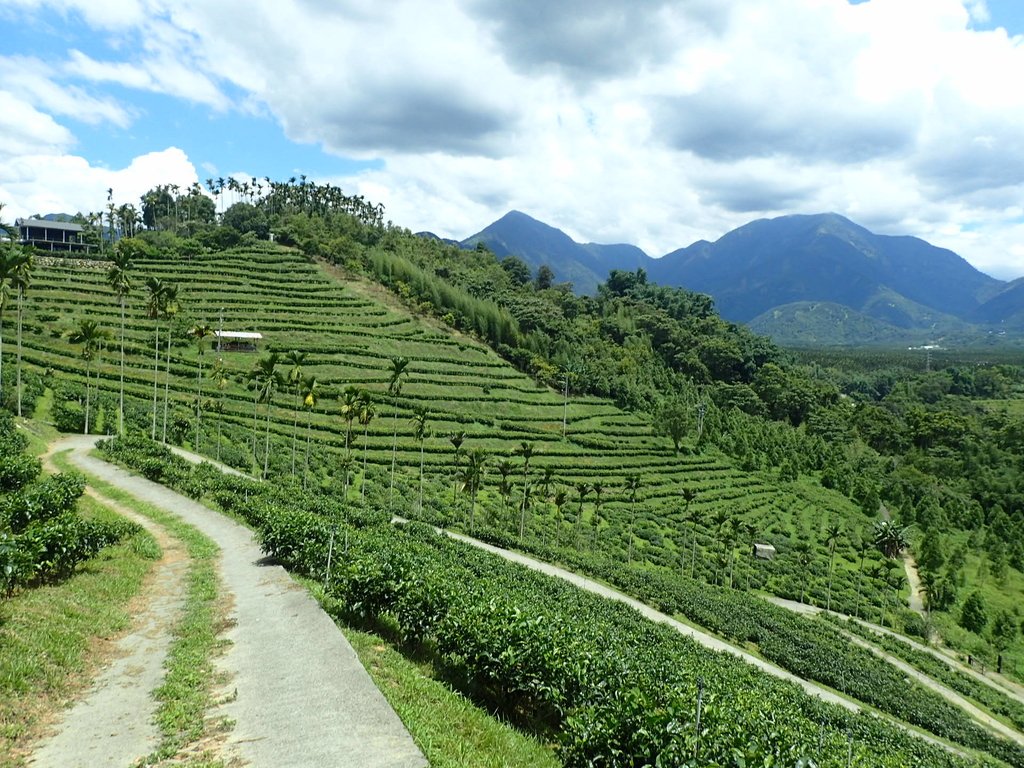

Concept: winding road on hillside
[[148, 443, 1019, 758], [41, 436, 426, 768]]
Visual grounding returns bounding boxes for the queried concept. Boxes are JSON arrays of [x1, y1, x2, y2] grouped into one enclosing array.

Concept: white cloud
[[4, 0, 1024, 280], [0, 147, 199, 221]]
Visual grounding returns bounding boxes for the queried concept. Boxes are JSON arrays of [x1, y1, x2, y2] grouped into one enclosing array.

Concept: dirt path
[[29, 452, 189, 768], [54, 436, 426, 768], [766, 596, 1024, 744], [767, 595, 1024, 706], [903, 552, 926, 614]]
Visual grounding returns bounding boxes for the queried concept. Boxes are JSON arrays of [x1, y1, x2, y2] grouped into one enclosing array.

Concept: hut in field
[[753, 543, 777, 561], [215, 330, 263, 352]]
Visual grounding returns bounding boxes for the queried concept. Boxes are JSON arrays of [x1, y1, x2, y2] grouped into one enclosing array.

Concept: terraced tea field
[[24, 244, 871, 604]]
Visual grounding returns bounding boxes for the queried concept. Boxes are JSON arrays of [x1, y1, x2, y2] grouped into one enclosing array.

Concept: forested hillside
[[5, 178, 1024, 690]]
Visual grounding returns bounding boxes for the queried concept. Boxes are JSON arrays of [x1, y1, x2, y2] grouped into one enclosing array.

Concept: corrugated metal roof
[[215, 331, 263, 340], [17, 217, 84, 232]]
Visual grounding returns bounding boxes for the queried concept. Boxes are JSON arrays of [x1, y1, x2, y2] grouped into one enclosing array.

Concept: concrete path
[[55, 436, 426, 768], [29, 456, 189, 768]]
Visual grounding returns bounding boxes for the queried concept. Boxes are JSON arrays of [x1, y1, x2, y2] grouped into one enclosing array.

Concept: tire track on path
[[30, 449, 189, 768], [56, 436, 426, 768]]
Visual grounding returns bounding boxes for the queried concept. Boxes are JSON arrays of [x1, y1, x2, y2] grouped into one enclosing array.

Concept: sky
[[1, 0, 1024, 280]]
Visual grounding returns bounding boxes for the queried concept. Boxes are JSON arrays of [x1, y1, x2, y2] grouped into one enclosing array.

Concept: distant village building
[[17, 218, 92, 253], [753, 543, 777, 561], [215, 330, 263, 352]]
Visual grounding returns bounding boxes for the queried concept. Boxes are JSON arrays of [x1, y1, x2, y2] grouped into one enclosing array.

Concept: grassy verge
[[0, 495, 159, 768], [302, 580, 559, 768], [49, 451, 230, 767]]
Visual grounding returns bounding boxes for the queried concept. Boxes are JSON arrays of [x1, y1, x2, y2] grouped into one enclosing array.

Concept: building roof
[[17, 217, 84, 232], [214, 331, 263, 340]]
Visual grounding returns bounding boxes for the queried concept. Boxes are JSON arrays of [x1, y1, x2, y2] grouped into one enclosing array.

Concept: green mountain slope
[[23, 244, 879, 612]]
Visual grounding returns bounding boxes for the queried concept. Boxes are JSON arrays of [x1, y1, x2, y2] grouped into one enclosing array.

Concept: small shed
[[215, 330, 263, 352], [753, 543, 777, 561]]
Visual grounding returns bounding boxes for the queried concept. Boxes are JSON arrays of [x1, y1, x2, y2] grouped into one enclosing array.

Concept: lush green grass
[[48, 452, 229, 767], [0, 494, 159, 768]]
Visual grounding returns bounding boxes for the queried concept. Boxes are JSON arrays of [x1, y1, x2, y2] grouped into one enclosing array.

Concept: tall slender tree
[[11, 252, 32, 418], [357, 392, 375, 501], [160, 284, 180, 443], [208, 357, 230, 462], [386, 356, 409, 512], [411, 407, 429, 513], [591, 481, 605, 548], [66, 319, 110, 435], [516, 441, 534, 542], [462, 448, 488, 532], [681, 488, 700, 579], [283, 350, 306, 475], [144, 277, 167, 439], [824, 523, 843, 612], [254, 352, 281, 479], [301, 374, 319, 490], [0, 246, 29, 410], [449, 430, 466, 508], [574, 481, 589, 546], [188, 324, 213, 450], [625, 473, 642, 563], [105, 245, 133, 434], [552, 488, 568, 546], [339, 386, 360, 458]]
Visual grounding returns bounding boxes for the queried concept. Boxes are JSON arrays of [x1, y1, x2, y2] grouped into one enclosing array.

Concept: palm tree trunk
[[194, 358, 202, 454], [263, 397, 272, 479], [418, 439, 424, 513], [16, 287, 23, 418], [0, 309, 5, 409], [361, 423, 369, 501], [388, 404, 398, 512], [291, 391, 299, 475], [826, 552, 836, 612], [118, 297, 125, 435], [304, 407, 312, 490], [251, 389, 259, 461], [690, 525, 698, 579], [162, 332, 171, 442], [84, 362, 91, 435], [628, 501, 636, 563], [151, 326, 160, 439]]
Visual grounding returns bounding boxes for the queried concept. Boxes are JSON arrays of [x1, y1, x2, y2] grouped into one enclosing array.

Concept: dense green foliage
[[98, 435, 1013, 767], [0, 411, 139, 596]]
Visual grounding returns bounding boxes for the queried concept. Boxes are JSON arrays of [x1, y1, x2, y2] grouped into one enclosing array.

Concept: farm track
[[28, 450, 189, 768], [54, 435, 426, 768], [767, 597, 1024, 741]]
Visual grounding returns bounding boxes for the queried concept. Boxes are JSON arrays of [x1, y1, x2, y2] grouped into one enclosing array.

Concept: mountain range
[[453, 211, 1024, 346]]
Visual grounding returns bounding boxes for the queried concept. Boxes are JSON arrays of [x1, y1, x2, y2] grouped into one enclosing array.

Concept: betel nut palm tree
[[11, 251, 33, 418], [386, 356, 409, 512], [0, 245, 30, 411], [144, 276, 168, 439], [283, 349, 306, 475], [411, 406, 429, 513], [66, 319, 111, 435], [106, 244, 133, 434], [188, 323, 213, 450], [357, 391, 375, 501], [301, 374, 319, 490], [160, 283, 180, 443]]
